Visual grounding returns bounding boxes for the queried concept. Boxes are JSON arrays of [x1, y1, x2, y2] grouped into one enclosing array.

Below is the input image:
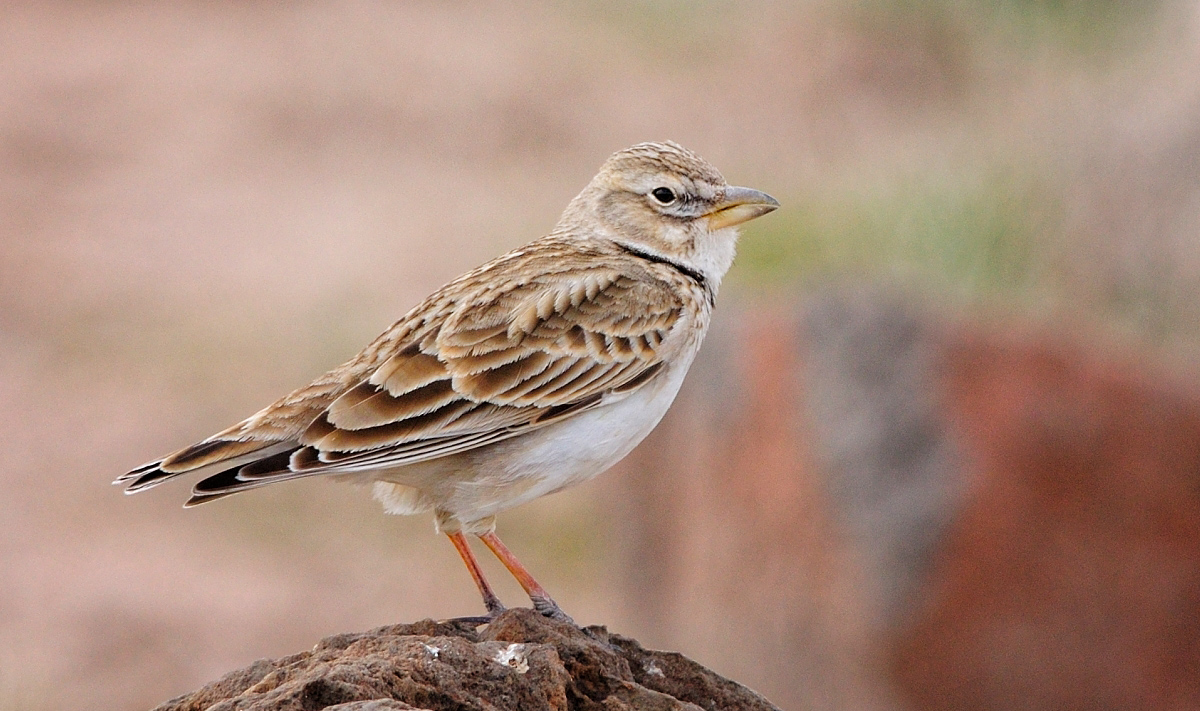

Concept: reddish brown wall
[[892, 332, 1200, 711]]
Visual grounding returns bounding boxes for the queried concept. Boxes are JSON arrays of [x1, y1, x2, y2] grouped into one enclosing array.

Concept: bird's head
[[558, 141, 779, 285]]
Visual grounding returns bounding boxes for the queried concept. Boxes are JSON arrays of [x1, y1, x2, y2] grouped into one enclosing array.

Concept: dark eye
[[650, 187, 677, 205]]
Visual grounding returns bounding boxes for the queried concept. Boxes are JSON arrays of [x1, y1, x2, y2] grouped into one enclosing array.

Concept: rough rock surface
[[154, 608, 780, 711]]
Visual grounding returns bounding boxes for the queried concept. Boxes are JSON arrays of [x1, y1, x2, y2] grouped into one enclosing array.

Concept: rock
[[153, 609, 780, 711]]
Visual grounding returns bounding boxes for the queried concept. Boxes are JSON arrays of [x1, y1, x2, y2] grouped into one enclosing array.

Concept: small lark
[[117, 142, 778, 622]]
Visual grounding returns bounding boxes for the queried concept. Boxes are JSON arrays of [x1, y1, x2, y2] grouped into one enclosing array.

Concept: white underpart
[[369, 337, 701, 531], [690, 226, 740, 290], [459, 346, 697, 517], [372, 480, 431, 515]]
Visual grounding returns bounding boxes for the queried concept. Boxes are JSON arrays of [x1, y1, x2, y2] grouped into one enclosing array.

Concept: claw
[[440, 614, 497, 627], [531, 595, 575, 625]]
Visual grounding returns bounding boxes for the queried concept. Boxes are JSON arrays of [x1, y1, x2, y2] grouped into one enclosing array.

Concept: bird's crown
[[600, 141, 726, 188]]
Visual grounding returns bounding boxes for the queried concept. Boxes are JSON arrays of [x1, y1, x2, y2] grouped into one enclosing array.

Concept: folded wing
[[115, 248, 683, 506]]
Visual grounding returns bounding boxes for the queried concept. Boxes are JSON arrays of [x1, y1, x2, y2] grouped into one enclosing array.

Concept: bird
[[115, 141, 779, 623]]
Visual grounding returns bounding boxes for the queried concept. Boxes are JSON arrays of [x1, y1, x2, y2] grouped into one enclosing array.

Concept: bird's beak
[[704, 186, 780, 231]]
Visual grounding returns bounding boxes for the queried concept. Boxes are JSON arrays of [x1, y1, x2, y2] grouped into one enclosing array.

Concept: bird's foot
[[441, 615, 494, 627], [441, 595, 507, 627], [530, 595, 575, 625], [483, 593, 507, 618], [443, 605, 506, 628]]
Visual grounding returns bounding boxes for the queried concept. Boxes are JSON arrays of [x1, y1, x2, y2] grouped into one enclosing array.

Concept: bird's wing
[[117, 247, 685, 503]]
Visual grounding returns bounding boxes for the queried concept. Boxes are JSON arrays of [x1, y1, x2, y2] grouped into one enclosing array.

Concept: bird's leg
[[477, 531, 574, 624], [446, 531, 506, 618]]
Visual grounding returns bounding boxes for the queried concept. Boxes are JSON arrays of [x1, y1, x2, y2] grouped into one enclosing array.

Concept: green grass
[[733, 166, 1200, 358], [571, 0, 1165, 60], [733, 169, 1061, 307], [853, 0, 1164, 54]]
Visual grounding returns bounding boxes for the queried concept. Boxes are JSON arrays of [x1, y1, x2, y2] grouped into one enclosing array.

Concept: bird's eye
[[650, 187, 677, 205]]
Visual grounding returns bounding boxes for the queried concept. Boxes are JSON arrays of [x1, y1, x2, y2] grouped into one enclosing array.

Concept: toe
[[531, 596, 575, 625]]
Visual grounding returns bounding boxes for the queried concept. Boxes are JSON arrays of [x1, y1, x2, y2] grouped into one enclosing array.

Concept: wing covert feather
[[298, 258, 684, 473], [167, 248, 688, 492]]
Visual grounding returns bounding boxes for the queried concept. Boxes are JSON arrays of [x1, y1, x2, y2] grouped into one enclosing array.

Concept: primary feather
[[118, 240, 682, 502]]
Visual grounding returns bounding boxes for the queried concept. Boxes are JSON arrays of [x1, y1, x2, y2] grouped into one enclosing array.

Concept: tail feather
[[112, 460, 161, 485], [116, 440, 297, 497], [183, 491, 237, 507], [124, 465, 178, 493], [185, 451, 314, 505], [161, 438, 284, 472]]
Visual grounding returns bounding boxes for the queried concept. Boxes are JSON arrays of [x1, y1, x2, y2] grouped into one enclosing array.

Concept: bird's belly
[[442, 357, 694, 522]]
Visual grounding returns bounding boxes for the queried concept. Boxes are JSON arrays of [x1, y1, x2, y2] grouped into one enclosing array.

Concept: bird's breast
[[449, 350, 698, 521]]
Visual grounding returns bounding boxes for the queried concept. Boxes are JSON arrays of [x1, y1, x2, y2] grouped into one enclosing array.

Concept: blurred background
[[2, 1, 1199, 709]]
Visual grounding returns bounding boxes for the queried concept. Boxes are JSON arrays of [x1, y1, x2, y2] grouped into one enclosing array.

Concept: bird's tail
[[113, 438, 297, 502]]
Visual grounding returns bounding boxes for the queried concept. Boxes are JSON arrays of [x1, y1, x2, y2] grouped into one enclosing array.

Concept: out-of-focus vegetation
[[575, 0, 1198, 358], [859, 0, 1161, 51], [736, 170, 1058, 301], [732, 0, 1199, 356]]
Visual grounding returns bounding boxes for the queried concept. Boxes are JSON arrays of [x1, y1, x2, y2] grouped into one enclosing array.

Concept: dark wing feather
[[117, 245, 684, 504]]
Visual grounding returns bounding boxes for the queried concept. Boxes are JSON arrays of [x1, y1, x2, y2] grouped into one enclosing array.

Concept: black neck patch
[[616, 243, 709, 293]]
